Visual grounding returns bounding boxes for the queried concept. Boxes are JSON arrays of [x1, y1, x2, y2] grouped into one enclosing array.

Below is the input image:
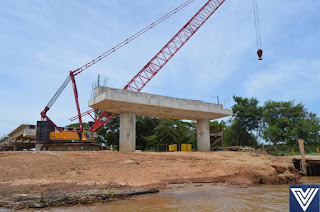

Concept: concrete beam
[[1, 125, 36, 150], [197, 119, 210, 152], [119, 112, 136, 152], [23, 128, 36, 139], [89, 87, 233, 152], [23, 139, 30, 143], [89, 87, 232, 120]]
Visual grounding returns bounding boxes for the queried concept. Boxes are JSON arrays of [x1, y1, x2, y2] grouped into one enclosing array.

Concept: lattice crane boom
[[41, 0, 197, 131], [90, 0, 226, 132]]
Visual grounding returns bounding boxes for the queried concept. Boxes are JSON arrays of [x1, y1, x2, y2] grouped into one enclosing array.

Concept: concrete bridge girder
[[90, 87, 232, 152], [0, 125, 36, 151]]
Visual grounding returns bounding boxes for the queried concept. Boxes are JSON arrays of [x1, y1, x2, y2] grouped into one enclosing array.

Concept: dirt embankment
[[0, 151, 299, 209]]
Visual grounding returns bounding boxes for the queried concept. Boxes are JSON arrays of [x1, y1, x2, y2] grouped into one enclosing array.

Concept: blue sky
[[0, 0, 319, 136]]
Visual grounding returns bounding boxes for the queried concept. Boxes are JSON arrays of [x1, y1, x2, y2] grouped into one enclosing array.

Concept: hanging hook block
[[257, 49, 263, 60]]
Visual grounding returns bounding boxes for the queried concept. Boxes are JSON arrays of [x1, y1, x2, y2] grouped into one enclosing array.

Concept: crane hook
[[257, 49, 263, 60]]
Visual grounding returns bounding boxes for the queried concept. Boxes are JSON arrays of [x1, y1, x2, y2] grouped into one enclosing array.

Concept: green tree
[[232, 96, 262, 132], [144, 119, 191, 150], [226, 96, 262, 146], [136, 116, 159, 150], [210, 120, 224, 133], [95, 111, 120, 149], [65, 122, 90, 129], [186, 121, 197, 149], [261, 100, 320, 147]]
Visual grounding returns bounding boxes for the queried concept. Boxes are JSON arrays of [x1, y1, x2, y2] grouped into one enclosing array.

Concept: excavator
[[36, 0, 263, 151]]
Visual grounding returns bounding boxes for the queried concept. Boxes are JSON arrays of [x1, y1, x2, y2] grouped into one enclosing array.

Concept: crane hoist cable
[[253, 0, 263, 60]]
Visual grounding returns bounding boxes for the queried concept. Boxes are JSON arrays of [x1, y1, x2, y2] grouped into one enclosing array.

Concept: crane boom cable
[[72, 0, 226, 123], [73, 0, 196, 76], [124, 0, 223, 92], [90, 0, 226, 132], [45, 0, 196, 112]]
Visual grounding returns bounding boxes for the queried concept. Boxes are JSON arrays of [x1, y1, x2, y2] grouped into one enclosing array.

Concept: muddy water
[[39, 177, 320, 212]]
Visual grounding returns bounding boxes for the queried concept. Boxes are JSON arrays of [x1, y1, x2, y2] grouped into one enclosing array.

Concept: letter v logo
[[290, 185, 319, 212]]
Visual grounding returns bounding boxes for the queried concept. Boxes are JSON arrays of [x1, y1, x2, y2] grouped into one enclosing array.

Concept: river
[[42, 177, 320, 212]]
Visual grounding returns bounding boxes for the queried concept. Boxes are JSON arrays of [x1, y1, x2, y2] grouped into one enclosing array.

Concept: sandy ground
[[0, 151, 300, 209], [0, 151, 299, 188]]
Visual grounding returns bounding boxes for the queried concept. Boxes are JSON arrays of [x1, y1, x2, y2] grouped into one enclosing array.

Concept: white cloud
[[244, 59, 320, 101]]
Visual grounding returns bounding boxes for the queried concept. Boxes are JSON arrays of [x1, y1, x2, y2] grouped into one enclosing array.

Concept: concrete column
[[35, 144, 43, 151], [13, 144, 18, 151], [120, 112, 136, 152], [197, 119, 210, 152]]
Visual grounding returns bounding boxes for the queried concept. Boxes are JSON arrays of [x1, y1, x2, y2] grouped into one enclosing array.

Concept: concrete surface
[[89, 87, 233, 152], [0, 125, 36, 151], [89, 87, 232, 120], [120, 112, 136, 152], [197, 120, 210, 151]]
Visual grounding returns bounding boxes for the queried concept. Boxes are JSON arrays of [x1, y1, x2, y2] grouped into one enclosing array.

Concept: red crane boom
[[41, 0, 197, 131], [89, 0, 226, 132]]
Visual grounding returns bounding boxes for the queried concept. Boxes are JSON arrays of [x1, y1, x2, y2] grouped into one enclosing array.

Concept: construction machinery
[[36, 122, 101, 151], [36, 0, 262, 150]]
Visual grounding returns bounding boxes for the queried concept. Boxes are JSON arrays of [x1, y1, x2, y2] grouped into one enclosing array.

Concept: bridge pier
[[119, 112, 136, 152], [197, 119, 210, 152]]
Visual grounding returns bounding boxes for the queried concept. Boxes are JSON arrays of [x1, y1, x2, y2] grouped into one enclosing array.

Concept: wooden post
[[298, 139, 307, 175], [292, 148, 295, 156], [317, 148, 319, 155], [222, 129, 224, 147]]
